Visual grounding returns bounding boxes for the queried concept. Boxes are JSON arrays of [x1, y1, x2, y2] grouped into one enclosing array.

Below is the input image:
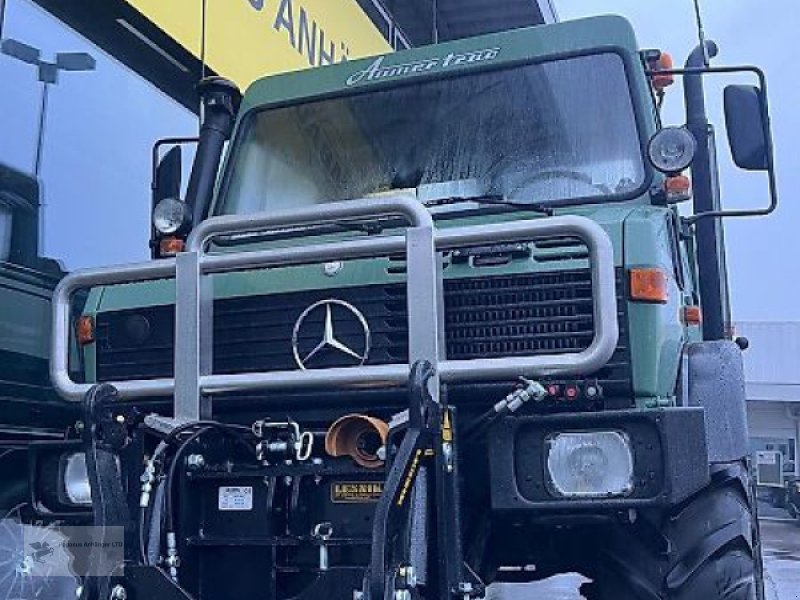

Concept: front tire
[[581, 462, 761, 600]]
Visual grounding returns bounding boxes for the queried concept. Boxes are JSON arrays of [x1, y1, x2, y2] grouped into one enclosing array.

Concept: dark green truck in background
[[0, 163, 74, 514]]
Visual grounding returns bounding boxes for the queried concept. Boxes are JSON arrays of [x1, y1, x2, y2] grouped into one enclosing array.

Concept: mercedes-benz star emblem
[[292, 299, 371, 370]]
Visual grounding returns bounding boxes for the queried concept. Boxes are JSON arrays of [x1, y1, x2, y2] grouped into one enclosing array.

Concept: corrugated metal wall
[[738, 321, 800, 386]]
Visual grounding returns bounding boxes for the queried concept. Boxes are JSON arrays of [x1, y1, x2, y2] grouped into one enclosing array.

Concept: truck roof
[[0, 162, 39, 208], [240, 15, 639, 116]]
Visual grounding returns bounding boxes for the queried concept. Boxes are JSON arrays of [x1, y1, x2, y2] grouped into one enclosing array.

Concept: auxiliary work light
[[648, 126, 697, 174]]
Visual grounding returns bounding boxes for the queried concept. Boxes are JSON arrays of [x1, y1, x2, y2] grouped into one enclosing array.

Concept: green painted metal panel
[[239, 15, 642, 112], [621, 207, 685, 406]]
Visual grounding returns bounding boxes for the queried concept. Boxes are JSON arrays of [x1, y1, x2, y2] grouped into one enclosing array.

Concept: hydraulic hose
[[464, 378, 546, 439]]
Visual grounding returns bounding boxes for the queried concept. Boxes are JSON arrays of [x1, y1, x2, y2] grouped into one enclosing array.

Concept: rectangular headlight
[[546, 431, 634, 498], [62, 452, 92, 506]]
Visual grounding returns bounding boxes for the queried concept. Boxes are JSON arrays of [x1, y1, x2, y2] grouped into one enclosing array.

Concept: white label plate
[[218, 486, 253, 511], [756, 451, 777, 465]]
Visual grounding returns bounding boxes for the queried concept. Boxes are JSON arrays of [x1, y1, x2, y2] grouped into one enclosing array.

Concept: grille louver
[[95, 269, 630, 397]]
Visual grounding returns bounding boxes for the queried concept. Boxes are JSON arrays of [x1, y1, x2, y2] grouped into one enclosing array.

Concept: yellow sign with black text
[[125, 0, 391, 89]]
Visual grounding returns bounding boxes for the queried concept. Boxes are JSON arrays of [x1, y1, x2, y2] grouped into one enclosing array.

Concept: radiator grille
[[95, 269, 630, 396]]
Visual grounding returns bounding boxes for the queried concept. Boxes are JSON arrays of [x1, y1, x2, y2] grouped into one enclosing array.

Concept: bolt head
[[400, 565, 416, 587], [110, 585, 127, 600], [323, 261, 343, 276], [186, 454, 205, 470]]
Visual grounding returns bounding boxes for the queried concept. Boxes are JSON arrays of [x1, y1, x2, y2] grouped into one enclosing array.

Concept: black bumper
[[488, 408, 710, 512]]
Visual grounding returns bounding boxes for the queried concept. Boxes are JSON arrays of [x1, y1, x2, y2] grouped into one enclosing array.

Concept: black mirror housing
[[150, 143, 186, 258], [724, 85, 769, 171], [154, 145, 182, 204]]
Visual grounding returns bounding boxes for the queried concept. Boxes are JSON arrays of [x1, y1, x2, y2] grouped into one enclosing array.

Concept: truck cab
[[91, 17, 690, 406]]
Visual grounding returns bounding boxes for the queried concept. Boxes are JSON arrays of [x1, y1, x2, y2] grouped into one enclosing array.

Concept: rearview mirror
[[153, 145, 182, 205], [724, 85, 769, 171]]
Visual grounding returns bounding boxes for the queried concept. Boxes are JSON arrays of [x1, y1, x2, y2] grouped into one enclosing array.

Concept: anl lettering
[[247, 0, 350, 67]]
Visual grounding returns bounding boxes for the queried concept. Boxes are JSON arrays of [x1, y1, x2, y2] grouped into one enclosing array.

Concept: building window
[[0, 203, 12, 262], [357, 0, 415, 50]]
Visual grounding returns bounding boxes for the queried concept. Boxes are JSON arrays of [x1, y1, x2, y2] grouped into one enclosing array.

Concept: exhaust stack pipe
[[325, 415, 389, 469], [185, 77, 241, 227]]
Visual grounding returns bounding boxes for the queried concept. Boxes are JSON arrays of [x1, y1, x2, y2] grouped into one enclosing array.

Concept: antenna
[[200, 0, 208, 79], [432, 0, 439, 44], [692, 0, 709, 66], [199, 0, 208, 124]]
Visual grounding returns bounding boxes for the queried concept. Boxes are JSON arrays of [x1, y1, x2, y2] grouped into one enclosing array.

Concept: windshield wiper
[[423, 194, 554, 216], [333, 220, 385, 234]]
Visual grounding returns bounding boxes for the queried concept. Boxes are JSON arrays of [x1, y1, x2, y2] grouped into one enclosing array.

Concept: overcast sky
[[0, 0, 796, 321]]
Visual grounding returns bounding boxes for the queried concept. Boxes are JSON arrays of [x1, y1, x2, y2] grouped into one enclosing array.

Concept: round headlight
[[153, 197, 190, 235], [647, 127, 697, 174]]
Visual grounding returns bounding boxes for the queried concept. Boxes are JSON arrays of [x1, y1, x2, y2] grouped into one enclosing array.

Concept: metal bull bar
[[51, 194, 618, 421]]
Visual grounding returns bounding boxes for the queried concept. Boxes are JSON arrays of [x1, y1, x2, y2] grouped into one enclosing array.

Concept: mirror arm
[[685, 171, 777, 223], [646, 64, 778, 223]]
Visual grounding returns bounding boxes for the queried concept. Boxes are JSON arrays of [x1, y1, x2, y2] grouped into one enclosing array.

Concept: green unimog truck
[[38, 15, 778, 600]]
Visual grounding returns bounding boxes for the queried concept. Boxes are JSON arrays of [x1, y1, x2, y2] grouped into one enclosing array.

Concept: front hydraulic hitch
[[364, 361, 481, 600]]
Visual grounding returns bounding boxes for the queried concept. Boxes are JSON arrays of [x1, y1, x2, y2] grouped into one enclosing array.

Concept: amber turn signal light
[[159, 236, 185, 257], [76, 316, 95, 345], [629, 268, 668, 303], [682, 305, 703, 325], [665, 175, 692, 202]]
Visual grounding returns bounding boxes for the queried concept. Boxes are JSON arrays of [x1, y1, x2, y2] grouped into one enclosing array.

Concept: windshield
[[219, 52, 645, 215]]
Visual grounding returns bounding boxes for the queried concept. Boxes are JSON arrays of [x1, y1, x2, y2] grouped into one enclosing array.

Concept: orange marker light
[[652, 52, 675, 91], [76, 316, 95, 345], [159, 237, 185, 257], [629, 268, 669, 303], [682, 305, 703, 325], [665, 175, 692, 202]]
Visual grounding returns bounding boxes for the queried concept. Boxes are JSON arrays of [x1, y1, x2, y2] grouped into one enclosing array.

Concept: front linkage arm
[[80, 384, 133, 600], [80, 384, 197, 600], [364, 361, 482, 600]]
